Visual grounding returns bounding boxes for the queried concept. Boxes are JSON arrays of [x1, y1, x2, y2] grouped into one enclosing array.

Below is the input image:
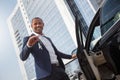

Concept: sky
[[0, 0, 23, 80]]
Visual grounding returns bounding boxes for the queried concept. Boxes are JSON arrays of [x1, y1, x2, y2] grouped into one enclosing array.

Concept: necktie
[[38, 40, 45, 50]]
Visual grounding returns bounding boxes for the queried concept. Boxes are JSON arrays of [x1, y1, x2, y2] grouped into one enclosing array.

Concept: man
[[20, 17, 77, 80]]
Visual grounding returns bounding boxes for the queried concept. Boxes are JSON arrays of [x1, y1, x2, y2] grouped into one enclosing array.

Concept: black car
[[74, 0, 120, 80]]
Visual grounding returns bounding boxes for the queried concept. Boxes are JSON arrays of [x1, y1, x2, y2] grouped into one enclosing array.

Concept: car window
[[101, 0, 120, 27], [89, 26, 101, 50], [101, 11, 120, 35], [88, 12, 120, 51]]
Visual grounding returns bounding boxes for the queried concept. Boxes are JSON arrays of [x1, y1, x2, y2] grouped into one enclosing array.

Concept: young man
[[20, 17, 77, 80]]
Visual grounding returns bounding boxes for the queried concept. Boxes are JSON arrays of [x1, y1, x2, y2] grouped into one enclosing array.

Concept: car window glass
[[101, 11, 120, 35], [89, 26, 101, 50]]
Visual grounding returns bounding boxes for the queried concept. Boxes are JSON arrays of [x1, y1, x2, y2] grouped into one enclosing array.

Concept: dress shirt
[[28, 32, 59, 64]]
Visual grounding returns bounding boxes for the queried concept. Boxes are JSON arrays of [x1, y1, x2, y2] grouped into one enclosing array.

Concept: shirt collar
[[32, 32, 44, 37]]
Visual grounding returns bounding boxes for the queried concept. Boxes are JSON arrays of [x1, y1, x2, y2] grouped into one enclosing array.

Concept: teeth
[[37, 28, 41, 29]]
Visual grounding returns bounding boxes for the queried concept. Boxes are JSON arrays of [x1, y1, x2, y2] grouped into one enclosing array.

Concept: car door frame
[[75, 9, 101, 80]]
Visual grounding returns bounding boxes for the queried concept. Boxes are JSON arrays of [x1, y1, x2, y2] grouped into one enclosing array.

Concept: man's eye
[[34, 23, 37, 25], [39, 22, 42, 24]]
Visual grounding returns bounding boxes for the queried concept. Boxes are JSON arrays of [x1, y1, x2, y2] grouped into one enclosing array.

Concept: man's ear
[[43, 22, 44, 26]]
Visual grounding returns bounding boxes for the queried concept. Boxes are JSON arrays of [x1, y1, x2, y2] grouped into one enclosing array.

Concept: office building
[[8, 4, 28, 80], [65, 0, 105, 37]]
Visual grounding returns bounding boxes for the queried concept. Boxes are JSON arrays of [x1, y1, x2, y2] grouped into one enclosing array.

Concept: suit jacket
[[20, 36, 72, 79]]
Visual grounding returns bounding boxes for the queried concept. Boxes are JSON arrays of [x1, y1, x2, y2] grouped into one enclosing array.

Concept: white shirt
[[31, 32, 59, 64]]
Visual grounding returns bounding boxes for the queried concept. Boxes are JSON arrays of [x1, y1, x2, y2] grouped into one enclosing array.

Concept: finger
[[34, 36, 40, 43], [31, 36, 38, 41]]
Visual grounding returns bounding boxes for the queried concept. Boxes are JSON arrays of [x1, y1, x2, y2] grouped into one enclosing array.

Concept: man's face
[[31, 18, 44, 34]]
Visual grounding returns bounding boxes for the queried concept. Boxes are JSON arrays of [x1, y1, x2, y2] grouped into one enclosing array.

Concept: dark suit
[[20, 36, 71, 80]]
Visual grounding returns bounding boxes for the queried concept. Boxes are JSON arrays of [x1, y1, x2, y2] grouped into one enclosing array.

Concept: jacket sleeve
[[57, 51, 72, 59], [20, 37, 32, 61]]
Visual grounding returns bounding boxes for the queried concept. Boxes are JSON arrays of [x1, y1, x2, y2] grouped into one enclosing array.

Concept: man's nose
[[36, 24, 40, 27]]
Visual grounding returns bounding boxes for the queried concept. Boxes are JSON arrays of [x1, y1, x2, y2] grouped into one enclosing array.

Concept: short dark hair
[[31, 17, 43, 23]]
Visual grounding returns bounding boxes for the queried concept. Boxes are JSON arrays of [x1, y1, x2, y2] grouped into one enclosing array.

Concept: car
[[73, 0, 120, 80]]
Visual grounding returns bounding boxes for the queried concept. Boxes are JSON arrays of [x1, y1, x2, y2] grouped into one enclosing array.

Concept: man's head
[[31, 17, 44, 34]]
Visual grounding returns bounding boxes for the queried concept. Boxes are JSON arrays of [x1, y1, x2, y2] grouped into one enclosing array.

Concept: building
[[8, 0, 77, 80], [65, 0, 105, 37], [7, 4, 28, 80]]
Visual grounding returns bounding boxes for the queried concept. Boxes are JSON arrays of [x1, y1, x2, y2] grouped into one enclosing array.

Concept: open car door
[[76, 0, 120, 79], [75, 11, 101, 80]]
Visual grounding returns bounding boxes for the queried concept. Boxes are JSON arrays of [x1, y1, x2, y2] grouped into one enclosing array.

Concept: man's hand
[[27, 36, 39, 47], [72, 54, 77, 59]]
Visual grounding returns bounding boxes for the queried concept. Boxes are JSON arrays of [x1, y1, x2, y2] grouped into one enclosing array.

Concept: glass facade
[[11, 7, 29, 51], [66, 0, 89, 37], [66, 0, 104, 36], [8, 5, 29, 80], [74, 0, 95, 26]]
